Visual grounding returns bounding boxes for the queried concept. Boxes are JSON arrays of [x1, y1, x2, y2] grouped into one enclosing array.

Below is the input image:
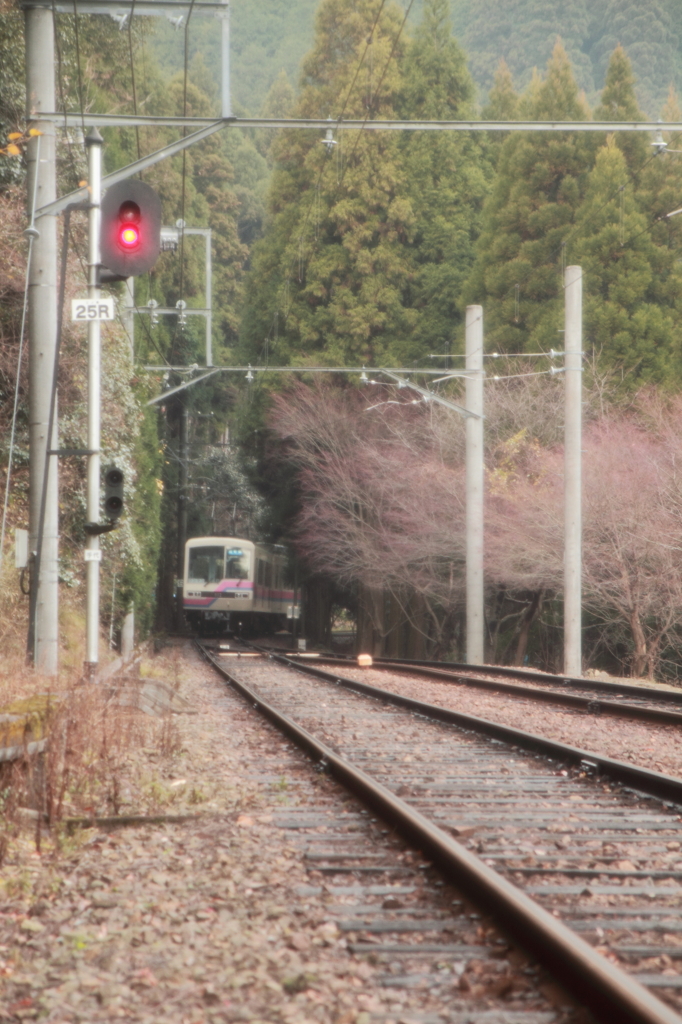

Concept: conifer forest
[[3, 0, 682, 679]]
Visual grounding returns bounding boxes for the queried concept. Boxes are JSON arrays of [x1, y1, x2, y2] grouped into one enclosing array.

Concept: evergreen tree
[[466, 42, 592, 353], [398, 0, 493, 359], [590, 0, 680, 115], [572, 137, 682, 385], [638, 88, 682, 244], [240, 0, 415, 368], [482, 60, 519, 122], [592, 45, 648, 171], [452, 0, 595, 101], [0, 6, 25, 188]]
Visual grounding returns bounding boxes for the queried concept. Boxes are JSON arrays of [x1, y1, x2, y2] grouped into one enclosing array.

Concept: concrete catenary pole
[[25, 4, 59, 674], [84, 128, 103, 675], [465, 305, 485, 664], [564, 266, 582, 677], [122, 277, 135, 360]]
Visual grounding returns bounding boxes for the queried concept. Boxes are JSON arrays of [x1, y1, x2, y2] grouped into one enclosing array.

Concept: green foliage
[[466, 42, 592, 353], [589, 0, 681, 117], [452, 0, 596, 102], [591, 45, 648, 171], [0, 6, 25, 189], [146, 0, 319, 117], [240, 0, 416, 368], [398, 0, 493, 357], [451, 0, 682, 116], [241, 0, 493, 367], [481, 60, 519, 122], [572, 138, 682, 386]]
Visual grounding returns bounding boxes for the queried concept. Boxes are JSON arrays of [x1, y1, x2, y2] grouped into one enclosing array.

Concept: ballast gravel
[[0, 642, 574, 1024], [336, 665, 682, 778]]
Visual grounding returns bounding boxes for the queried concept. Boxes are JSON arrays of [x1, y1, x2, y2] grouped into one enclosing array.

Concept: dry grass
[[0, 651, 179, 865]]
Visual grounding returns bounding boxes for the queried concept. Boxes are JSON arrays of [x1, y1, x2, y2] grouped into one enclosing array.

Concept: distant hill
[[146, 0, 681, 117], [451, 0, 682, 116], [147, 0, 319, 115]]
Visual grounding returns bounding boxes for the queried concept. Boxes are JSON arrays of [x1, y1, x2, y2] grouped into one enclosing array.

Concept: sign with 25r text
[[71, 297, 115, 322]]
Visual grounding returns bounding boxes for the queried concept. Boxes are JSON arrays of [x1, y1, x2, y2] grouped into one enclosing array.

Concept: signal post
[[82, 137, 161, 674], [84, 128, 103, 675]]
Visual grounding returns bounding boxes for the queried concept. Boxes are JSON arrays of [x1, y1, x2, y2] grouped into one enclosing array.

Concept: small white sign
[[71, 297, 115, 323], [84, 549, 102, 562]]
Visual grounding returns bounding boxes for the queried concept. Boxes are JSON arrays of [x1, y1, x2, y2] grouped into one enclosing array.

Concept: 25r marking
[[71, 297, 115, 322]]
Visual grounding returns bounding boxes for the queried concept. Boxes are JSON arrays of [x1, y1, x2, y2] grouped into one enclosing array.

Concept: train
[[182, 536, 298, 635]]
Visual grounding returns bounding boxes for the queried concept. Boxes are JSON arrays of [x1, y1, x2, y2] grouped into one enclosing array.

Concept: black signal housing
[[100, 180, 161, 277], [103, 466, 124, 522]]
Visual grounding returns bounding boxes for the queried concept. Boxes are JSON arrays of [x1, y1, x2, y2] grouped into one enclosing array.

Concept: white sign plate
[[84, 549, 102, 562], [71, 297, 115, 322]]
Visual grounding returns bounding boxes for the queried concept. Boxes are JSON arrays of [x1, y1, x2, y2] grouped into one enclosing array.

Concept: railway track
[[198, 638, 682, 1024], [282, 652, 682, 726]]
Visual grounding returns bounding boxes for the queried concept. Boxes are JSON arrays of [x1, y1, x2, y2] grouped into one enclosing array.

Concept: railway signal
[[103, 466, 124, 521], [100, 180, 161, 278]]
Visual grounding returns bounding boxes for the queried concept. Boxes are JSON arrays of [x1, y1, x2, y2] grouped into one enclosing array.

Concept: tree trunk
[[513, 591, 543, 666], [629, 605, 648, 678]]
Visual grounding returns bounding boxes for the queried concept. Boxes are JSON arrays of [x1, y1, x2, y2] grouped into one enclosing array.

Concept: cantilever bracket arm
[[36, 120, 233, 220], [379, 369, 483, 420]]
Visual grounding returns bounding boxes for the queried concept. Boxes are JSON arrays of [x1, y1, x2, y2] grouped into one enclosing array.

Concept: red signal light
[[100, 181, 161, 278], [118, 200, 141, 249], [119, 223, 140, 247]]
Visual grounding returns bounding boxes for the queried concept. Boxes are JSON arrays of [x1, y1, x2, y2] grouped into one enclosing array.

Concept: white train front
[[183, 537, 297, 634]]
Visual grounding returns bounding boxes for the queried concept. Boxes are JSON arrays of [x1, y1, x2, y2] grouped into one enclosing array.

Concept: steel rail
[[296, 655, 682, 725], [375, 656, 682, 705], [196, 639, 682, 1024], [269, 651, 682, 806]]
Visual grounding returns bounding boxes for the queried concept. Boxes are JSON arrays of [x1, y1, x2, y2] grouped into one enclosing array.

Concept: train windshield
[[188, 546, 224, 585], [226, 548, 250, 580]]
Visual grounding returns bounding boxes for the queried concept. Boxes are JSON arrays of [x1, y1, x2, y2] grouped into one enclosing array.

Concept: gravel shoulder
[[0, 642, 572, 1024]]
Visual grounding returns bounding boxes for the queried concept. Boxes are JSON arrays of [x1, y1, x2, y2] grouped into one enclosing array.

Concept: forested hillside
[[146, 0, 682, 116], [3, 0, 682, 670]]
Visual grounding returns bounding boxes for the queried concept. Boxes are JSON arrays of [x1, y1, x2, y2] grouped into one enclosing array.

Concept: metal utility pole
[[84, 128, 104, 675], [465, 306, 485, 664], [25, 3, 58, 674], [122, 277, 135, 359], [564, 266, 582, 677]]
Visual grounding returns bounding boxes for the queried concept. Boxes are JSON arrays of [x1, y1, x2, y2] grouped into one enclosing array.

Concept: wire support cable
[[0, 137, 42, 580]]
